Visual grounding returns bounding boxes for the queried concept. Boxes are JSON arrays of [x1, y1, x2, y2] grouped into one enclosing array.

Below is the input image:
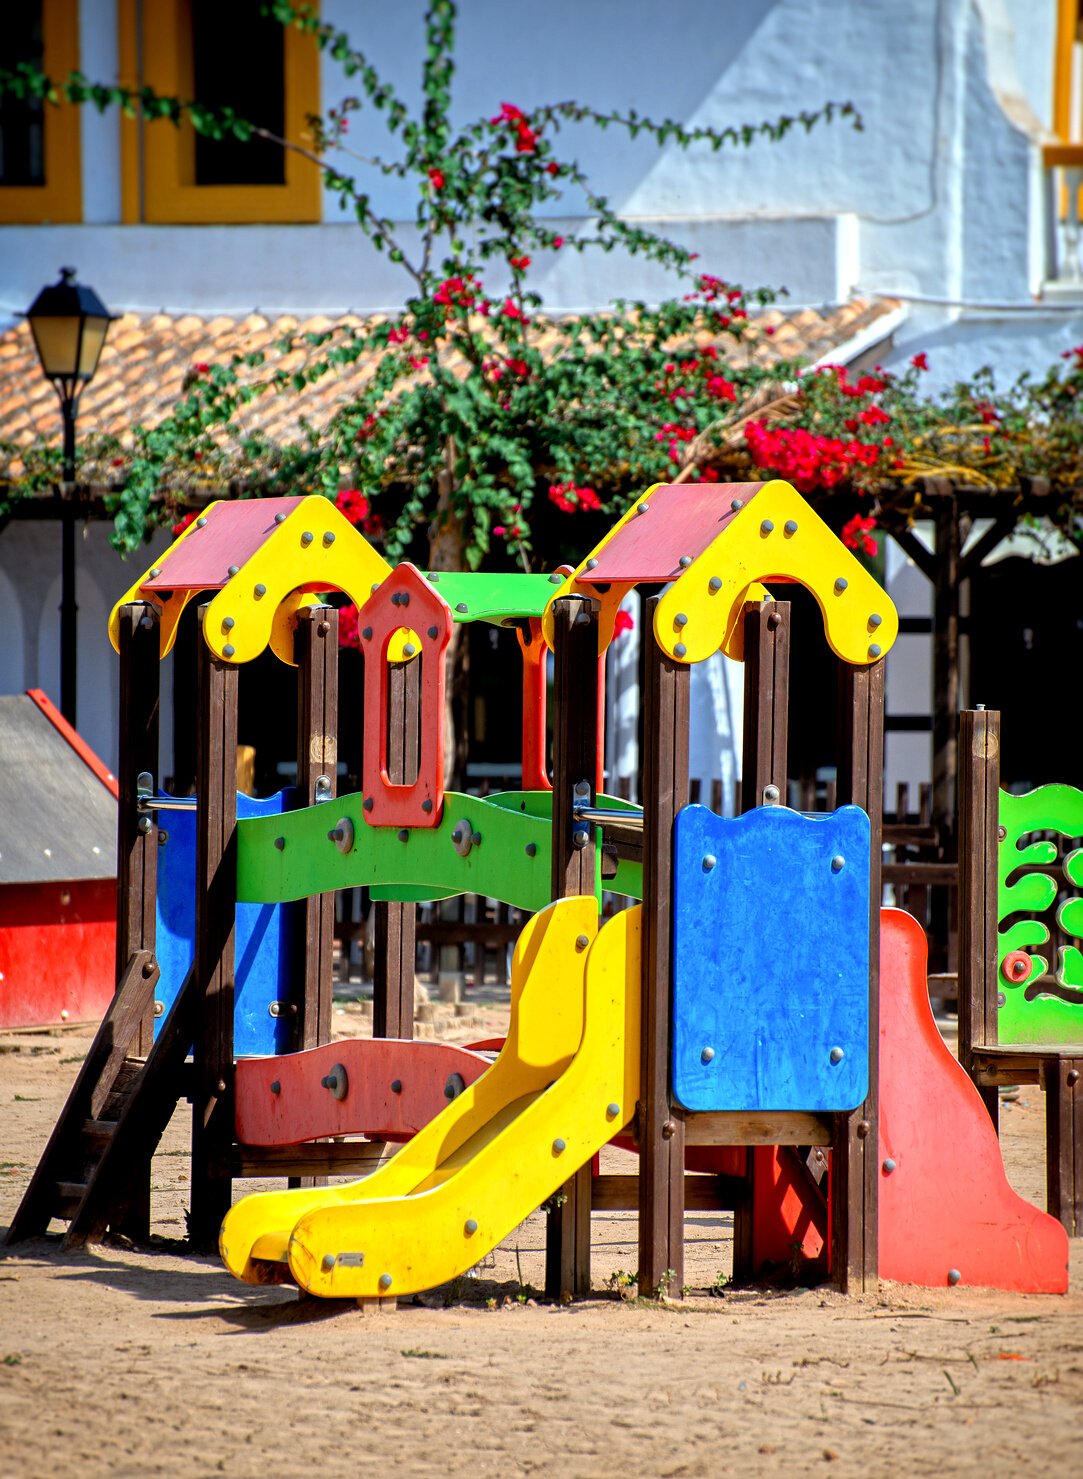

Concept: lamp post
[[25, 267, 116, 728]]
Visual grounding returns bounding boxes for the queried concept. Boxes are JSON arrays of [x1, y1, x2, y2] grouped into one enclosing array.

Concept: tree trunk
[[429, 437, 469, 788]]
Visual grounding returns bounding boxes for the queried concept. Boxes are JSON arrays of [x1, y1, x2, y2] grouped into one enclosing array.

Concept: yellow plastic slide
[[219, 898, 641, 1298]]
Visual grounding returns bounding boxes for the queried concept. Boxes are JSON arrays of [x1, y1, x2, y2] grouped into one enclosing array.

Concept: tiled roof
[[0, 298, 899, 463]]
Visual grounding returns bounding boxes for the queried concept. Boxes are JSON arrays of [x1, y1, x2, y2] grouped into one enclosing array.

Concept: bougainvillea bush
[[3, 2, 1082, 578], [0, 0, 855, 574]]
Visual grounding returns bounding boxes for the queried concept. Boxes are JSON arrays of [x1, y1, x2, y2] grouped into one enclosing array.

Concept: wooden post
[[372, 658, 419, 1039], [113, 601, 160, 1239], [957, 708, 1001, 1129], [929, 485, 958, 875], [732, 599, 790, 1280], [294, 605, 339, 1050], [545, 596, 599, 1302], [189, 607, 239, 1250], [830, 658, 884, 1293], [637, 597, 689, 1299], [115, 603, 160, 1047], [1046, 1059, 1083, 1236]]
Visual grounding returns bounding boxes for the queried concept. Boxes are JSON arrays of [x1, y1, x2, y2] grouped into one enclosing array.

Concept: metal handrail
[[572, 802, 645, 831]]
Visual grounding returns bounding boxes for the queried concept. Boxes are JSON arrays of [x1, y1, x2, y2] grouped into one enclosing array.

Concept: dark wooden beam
[[956, 708, 1002, 1130], [294, 605, 339, 1052], [189, 608, 238, 1251], [831, 658, 884, 1293], [112, 601, 160, 1239], [637, 597, 689, 1299], [545, 595, 599, 1302]]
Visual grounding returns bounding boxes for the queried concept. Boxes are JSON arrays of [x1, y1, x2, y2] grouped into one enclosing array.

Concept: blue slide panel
[[672, 804, 870, 1113], [154, 789, 298, 1055]]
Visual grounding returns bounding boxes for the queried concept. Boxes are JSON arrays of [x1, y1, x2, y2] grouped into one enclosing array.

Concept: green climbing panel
[[998, 784, 1083, 1046], [423, 572, 560, 626], [235, 790, 643, 911]]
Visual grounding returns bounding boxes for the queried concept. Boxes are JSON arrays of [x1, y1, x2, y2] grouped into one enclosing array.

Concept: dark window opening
[[0, 2, 45, 187], [192, 0, 285, 186]]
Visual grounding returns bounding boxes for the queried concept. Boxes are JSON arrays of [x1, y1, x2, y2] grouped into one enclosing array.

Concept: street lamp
[[25, 267, 116, 728]]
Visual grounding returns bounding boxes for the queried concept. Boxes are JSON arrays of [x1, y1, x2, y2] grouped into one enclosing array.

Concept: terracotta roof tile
[[0, 300, 900, 462]]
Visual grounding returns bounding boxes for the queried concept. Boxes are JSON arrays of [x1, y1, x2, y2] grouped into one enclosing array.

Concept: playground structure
[[6, 481, 1071, 1299], [0, 690, 118, 1030], [958, 710, 1083, 1237]]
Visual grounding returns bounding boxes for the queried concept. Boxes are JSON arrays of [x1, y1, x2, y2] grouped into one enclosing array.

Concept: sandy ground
[[1, 997, 1081, 1479]]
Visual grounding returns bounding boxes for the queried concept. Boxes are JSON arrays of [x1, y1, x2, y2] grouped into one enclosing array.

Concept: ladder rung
[[81, 1119, 117, 1144], [54, 1181, 88, 1217]]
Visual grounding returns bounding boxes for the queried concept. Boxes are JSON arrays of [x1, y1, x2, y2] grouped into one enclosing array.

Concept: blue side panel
[[672, 804, 870, 1113], [154, 790, 298, 1056]]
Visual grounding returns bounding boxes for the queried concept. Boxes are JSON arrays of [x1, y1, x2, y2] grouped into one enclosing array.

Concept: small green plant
[[605, 1268, 638, 1299], [655, 1267, 677, 1299], [3, 1354, 23, 1367], [401, 1348, 448, 1360], [708, 1270, 729, 1297]]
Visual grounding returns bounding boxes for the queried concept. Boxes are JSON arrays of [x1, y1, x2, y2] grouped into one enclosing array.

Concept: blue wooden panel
[[672, 804, 870, 1112], [155, 790, 298, 1056]]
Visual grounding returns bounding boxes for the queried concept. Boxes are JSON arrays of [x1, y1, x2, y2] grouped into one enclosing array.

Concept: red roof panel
[[579, 483, 765, 584], [142, 497, 304, 592]]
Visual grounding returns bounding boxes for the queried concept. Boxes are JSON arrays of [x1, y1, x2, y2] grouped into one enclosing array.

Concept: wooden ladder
[[6, 952, 198, 1249]]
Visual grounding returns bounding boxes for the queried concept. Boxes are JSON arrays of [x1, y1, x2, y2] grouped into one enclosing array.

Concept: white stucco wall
[[0, 0, 1073, 342], [0, 520, 175, 774]]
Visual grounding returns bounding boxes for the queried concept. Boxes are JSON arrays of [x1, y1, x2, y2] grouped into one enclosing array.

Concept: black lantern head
[[26, 267, 115, 396]]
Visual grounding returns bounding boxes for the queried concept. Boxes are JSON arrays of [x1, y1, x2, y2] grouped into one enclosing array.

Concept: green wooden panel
[[423, 572, 559, 626], [237, 788, 645, 911], [998, 784, 1083, 1045]]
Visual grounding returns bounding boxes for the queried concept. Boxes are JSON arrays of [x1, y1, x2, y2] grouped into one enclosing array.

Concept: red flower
[[841, 513, 878, 558], [428, 167, 445, 190], [338, 604, 360, 650], [387, 325, 410, 345], [509, 254, 531, 271], [552, 235, 563, 249], [911, 352, 929, 371], [549, 481, 602, 513], [613, 609, 635, 638], [335, 488, 370, 525], [500, 298, 525, 320], [515, 124, 538, 153], [491, 103, 526, 125], [193, 362, 210, 375], [172, 510, 198, 539], [546, 161, 559, 175]]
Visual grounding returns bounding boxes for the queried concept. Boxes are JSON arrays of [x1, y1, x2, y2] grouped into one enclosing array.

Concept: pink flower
[[428, 167, 445, 190], [552, 235, 563, 249]]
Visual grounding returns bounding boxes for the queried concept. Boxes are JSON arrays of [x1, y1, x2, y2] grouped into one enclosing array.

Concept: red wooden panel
[[879, 907, 1069, 1292], [143, 497, 303, 592], [361, 563, 452, 828], [234, 1038, 492, 1145], [580, 483, 765, 584], [0, 880, 116, 1028], [749, 1145, 827, 1270]]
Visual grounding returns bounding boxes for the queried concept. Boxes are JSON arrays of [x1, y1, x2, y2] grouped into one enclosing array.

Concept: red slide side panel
[[879, 908, 1069, 1293], [234, 1038, 492, 1146], [0, 880, 116, 1028]]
